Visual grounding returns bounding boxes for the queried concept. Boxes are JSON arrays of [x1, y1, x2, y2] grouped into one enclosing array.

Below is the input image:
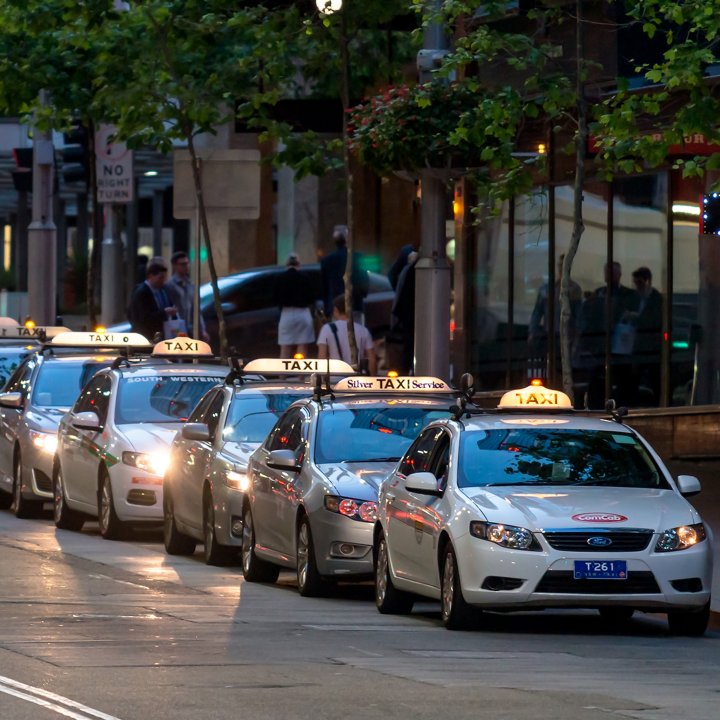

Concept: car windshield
[[32, 359, 114, 407], [315, 406, 448, 464], [457, 428, 669, 489], [116, 374, 223, 424], [0, 348, 32, 389], [223, 392, 305, 443]]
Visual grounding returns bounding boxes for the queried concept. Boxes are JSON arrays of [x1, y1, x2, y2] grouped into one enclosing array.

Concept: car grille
[[535, 570, 660, 594], [543, 529, 654, 552]]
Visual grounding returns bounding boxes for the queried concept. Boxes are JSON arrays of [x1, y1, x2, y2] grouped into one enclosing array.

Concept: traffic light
[[61, 121, 90, 186], [11, 147, 33, 193]]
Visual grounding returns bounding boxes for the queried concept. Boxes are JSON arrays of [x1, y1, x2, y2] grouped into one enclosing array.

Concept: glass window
[[0, 348, 32, 390], [33, 358, 113, 408], [5, 357, 34, 396], [204, 391, 225, 439], [115, 374, 224, 424], [187, 389, 216, 424], [315, 406, 448, 464], [73, 374, 111, 420], [223, 391, 304, 444], [266, 408, 305, 452], [398, 426, 445, 476], [457, 428, 669, 490]]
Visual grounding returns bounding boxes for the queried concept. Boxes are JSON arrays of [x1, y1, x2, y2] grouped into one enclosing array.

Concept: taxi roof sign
[[333, 376, 452, 392], [49, 331, 152, 348], [0, 325, 71, 340], [243, 358, 355, 375], [498, 382, 573, 410], [152, 337, 214, 357]]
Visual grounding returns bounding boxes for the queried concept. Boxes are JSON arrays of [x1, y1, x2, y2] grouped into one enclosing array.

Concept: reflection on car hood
[[462, 485, 697, 530], [317, 462, 397, 501], [224, 441, 261, 469], [25, 407, 67, 432], [118, 423, 180, 452]]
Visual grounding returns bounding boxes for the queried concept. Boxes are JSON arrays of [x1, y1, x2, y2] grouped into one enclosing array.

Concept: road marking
[[0, 675, 122, 720]]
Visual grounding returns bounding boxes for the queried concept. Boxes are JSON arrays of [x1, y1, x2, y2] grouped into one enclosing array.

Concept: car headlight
[[30, 431, 58, 456], [324, 495, 378, 523], [655, 523, 706, 552], [469, 521, 541, 551], [224, 469, 250, 492], [122, 451, 169, 477]]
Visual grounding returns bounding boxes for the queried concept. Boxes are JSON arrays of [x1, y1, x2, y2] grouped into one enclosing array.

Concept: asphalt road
[[0, 511, 718, 720]]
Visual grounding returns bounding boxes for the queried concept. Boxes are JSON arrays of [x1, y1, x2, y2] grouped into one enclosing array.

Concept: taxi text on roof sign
[[50, 331, 152, 347], [152, 338, 213, 357], [243, 358, 355, 375], [0, 325, 70, 339], [333, 376, 452, 392], [498, 382, 573, 409]]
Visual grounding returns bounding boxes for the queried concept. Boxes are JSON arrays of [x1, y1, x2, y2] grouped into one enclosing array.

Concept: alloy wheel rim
[[204, 503, 214, 553], [163, 499, 173, 543], [297, 522, 309, 589], [100, 480, 110, 531], [13, 463, 21, 510], [376, 540, 388, 605], [442, 553, 454, 620], [241, 511, 252, 573], [54, 473, 63, 523]]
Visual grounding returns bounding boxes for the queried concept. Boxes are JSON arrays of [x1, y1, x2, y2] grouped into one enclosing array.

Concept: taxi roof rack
[[605, 399, 629, 424], [225, 356, 246, 386], [311, 372, 335, 402]]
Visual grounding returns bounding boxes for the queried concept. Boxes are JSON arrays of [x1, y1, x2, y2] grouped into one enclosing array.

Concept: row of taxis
[[0, 323, 714, 635]]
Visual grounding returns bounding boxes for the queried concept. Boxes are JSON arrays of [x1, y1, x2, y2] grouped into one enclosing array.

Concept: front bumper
[[23, 443, 55, 500], [310, 509, 374, 578], [109, 465, 164, 523]]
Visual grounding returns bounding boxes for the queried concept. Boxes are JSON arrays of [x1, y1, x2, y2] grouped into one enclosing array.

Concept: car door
[[66, 374, 113, 509], [385, 427, 443, 584], [252, 407, 306, 554], [173, 388, 225, 531], [0, 358, 35, 492]]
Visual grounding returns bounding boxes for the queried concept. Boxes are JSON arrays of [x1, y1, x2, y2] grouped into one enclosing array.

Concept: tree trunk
[[186, 131, 228, 360], [87, 118, 102, 329], [560, 0, 587, 403]]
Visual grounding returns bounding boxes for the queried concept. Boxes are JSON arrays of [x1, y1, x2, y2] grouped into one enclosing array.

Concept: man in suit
[[127, 260, 178, 342], [320, 226, 369, 317], [629, 266, 663, 404]]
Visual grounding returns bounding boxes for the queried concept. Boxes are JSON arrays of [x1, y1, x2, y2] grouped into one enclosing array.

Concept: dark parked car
[[113, 264, 393, 358]]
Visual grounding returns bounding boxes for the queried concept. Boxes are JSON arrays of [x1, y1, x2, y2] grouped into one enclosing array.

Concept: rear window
[[32, 359, 114, 407], [223, 391, 305, 443]]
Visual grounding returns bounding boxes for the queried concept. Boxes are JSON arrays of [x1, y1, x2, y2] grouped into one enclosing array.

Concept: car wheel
[[241, 506, 279, 583], [163, 487, 196, 555], [12, 453, 42, 519], [598, 607, 635, 625], [0, 486, 11, 509], [667, 602, 710, 637], [203, 492, 235, 566], [296, 515, 325, 597], [440, 543, 475, 630], [98, 470, 125, 540], [53, 465, 85, 532], [375, 532, 414, 614]]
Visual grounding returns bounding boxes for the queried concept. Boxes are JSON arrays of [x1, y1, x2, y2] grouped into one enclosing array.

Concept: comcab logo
[[572, 513, 628, 523]]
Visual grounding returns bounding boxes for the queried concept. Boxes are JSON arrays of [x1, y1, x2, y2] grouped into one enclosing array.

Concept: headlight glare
[[122, 451, 169, 476], [655, 523, 706, 552], [225, 470, 249, 492], [30, 431, 58, 455], [470, 521, 539, 551]]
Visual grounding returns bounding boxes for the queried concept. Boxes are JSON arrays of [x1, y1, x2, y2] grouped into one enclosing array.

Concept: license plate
[[574, 560, 627, 580]]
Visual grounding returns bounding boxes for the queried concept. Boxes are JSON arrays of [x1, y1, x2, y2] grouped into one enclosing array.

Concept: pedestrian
[[389, 250, 419, 374], [165, 250, 210, 342], [387, 242, 419, 291], [629, 266, 663, 404], [319, 225, 369, 318], [126, 260, 179, 342], [317, 294, 377, 375], [275, 252, 317, 359]]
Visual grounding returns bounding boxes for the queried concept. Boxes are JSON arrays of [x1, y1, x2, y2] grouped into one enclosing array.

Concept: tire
[[296, 515, 325, 597], [98, 470, 125, 540], [667, 602, 710, 637], [53, 465, 85, 532], [241, 506, 279, 583], [598, 607, 635, 625], [12, 453, 42, 519], [0, 488, 12, 509], [203, 492, 235, 566], [375, 532, 414, 614], [163, 488, 196, 556], [440, 543, 476, 630]]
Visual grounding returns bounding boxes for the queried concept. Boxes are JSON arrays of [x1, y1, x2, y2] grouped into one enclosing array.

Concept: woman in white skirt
[[275, 253, 317, 358]]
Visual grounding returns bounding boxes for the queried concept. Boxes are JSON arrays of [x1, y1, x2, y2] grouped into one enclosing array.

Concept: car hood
[[25, 406, 68, 432], [223, 441, 261, 470], [117, 423, 181, 452], [462, 485, 697, 531], [316, 462, 397, 501]]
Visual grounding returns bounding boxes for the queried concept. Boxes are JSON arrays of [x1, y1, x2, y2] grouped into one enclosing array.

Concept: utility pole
[[414, 4, 451, 379], [27, 91, 57, 325]]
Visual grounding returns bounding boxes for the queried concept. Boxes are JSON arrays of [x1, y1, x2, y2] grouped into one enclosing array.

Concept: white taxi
[[374, 380, 714, 635], [163, 358, 354, 565], [53, 337, 227, 539], [0, 329, 148, 517]]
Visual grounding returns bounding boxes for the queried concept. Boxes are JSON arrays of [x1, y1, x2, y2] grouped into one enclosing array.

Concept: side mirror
[[267, 448, 301, 472], [182, 423, 211, 442], [72, 411, 102, 432], [404, 471, 442, 496], [0, 392, 23, 409], [677, 474, 701, 497]]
